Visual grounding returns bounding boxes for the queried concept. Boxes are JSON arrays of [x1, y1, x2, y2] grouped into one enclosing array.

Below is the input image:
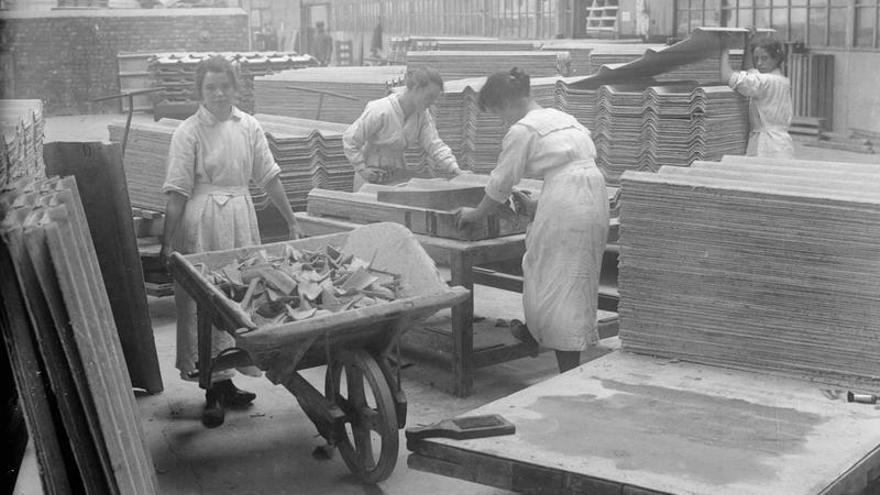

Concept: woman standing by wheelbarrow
[[457, 68, 609, 374], [160, 56, 302, 427]]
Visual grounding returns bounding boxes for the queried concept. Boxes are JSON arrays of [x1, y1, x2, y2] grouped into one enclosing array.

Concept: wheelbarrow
[[168, 223, 469, 483]]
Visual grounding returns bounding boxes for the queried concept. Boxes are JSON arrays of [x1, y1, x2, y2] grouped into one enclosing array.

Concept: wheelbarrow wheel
[[325, 349, 399, 484]]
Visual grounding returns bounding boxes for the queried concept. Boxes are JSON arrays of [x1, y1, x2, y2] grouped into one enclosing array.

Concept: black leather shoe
[[214, 379, 256, 408], [510, 319, 539, 357], [202, 389, 225, 428]]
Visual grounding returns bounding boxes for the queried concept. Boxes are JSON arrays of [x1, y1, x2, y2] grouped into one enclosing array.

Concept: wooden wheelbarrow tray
[[169, 223, 470, 483]]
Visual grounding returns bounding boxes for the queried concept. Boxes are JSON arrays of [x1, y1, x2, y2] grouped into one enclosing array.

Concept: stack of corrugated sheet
[[406, 51, 571, 79], [1, 100, 45, 186], [0, 176, 158, 494], [435, 77, 562, 173], [594, 84, 649, 184], [618, 156, 880, 393], [149, 52, 318, 113], [254, 66, 408, 123], [254, 113, 353, 209], [594, 83, 748, 185]]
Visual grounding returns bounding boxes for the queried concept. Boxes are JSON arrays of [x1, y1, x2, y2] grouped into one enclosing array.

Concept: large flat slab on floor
[[408, 351, 880, 495]]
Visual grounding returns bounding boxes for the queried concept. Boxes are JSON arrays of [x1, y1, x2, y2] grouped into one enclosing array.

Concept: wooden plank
[[5, 213, 109, 494], [38, 203, 158, 494], [376, 184, 487, 210], [0, 223, 75, 495], [408, 352, 880, 495], [44, 142, 162, 394], [22, 215, 120, 494], [306, 188, 528, 241]]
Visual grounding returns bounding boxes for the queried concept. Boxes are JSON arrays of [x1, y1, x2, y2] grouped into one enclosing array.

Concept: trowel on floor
[[405, 414, 515, 446]]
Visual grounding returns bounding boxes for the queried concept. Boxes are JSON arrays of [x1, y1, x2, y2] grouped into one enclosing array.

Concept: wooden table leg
[[450, 250, 474, 397], [197, 306, 213, 390]]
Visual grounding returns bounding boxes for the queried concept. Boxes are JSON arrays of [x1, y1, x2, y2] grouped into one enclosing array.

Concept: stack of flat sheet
[[109, 115, 352, 213], [588, 44, 654, 67], [0, 100, 45, 186], [108, 120, 185, 212], [407, 51, 571, 79], [656, 52, 743, 84], [149, 52, 318, 113], [434, 39, 543, 52], [254, 114, 353, 210], [254, 66, 408, 124], [618, 156, 880, 393]]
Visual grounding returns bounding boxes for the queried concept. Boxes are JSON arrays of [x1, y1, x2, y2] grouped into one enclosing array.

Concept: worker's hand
[[455, 207, 482, 230], [159, 243, 174, 271], [288, 221, 303, 240], [358, 167, 390, 184], [511, 189, 538, 218], [747, 25, 758, 39]]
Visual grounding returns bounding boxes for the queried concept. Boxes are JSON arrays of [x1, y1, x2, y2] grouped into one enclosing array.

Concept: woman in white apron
[[457, 68, 609, 373], [343, 66, 465, 191], [722, 32, 794, 158], [161, 57, 301, 427]]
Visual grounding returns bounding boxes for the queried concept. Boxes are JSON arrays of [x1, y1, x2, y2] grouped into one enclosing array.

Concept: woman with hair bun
[[722, 30, 794, 158], [457, 67, 609, 374], [343, 66, 465, 191]]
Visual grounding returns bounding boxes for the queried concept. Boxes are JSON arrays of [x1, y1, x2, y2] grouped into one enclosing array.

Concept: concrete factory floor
[[20, 113, 876, 495]]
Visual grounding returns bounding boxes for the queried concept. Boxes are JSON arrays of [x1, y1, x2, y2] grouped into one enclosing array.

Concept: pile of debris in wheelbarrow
[[205, 244, 404, 326]]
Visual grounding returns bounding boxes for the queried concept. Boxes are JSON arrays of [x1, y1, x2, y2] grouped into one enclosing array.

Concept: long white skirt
[[172, 187, 263, 382], [522, 164, 609, 351]]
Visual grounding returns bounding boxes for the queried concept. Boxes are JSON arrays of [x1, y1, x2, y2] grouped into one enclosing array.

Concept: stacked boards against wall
[[618, 156, 880, 393], [253, 66, 408, 123], [0, 174, 158, 494], [1, 100, 45, 187], [149, 51, 319, 113]]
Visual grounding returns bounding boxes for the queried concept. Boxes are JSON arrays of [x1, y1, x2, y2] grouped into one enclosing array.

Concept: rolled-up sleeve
[[343, 103, 380, 171], [728, 69, 767, 98], [162, 125, 197, 198], [419, 110, 459, 174], [250, 121, 281, 188], [485, 124, 533, 203]]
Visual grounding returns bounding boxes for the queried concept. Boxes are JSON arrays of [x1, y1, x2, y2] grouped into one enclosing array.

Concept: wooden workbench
[[295, 212, 618, 397], [408, 351, 880, 495]]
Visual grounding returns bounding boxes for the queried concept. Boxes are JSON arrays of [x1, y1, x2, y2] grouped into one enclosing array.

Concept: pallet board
[[618, 158, 880, 393], [408, 351, 880, 495]]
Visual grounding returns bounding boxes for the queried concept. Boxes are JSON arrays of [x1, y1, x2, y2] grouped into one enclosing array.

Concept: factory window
[[855, 0, 879, 48], [696, 0, 876, 49]]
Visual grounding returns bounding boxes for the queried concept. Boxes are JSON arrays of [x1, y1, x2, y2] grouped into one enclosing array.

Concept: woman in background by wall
[[722, 30, 794, 158]]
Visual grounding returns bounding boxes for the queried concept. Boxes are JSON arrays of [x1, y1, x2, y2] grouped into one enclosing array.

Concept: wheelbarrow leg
[[197, 306, 213, 391]]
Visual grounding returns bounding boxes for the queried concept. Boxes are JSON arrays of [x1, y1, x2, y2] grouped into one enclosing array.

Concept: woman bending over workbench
[[722, 30, 794, 158], [160, 56, 301, 428], [343, 66, 466, 191], [457, 68, 609, 374]]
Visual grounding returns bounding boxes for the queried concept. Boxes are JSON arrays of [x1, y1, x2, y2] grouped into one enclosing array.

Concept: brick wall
[[0, 9, 249, 115]]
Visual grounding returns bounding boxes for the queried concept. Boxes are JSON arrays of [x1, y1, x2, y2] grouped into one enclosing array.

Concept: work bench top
[[408, 351, 880, 495]]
